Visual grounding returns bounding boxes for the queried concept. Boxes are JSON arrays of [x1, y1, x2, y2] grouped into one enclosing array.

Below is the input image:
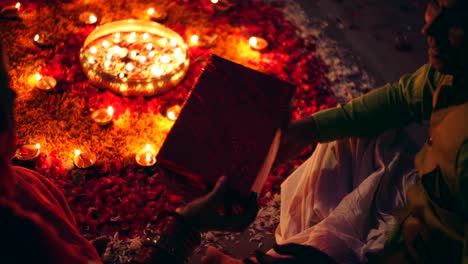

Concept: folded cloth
[[0, 166, 101, 263], [275, 123, 427, 263]]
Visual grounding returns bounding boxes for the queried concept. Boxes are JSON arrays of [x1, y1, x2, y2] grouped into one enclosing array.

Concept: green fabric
[[313, 64, 449, 142]]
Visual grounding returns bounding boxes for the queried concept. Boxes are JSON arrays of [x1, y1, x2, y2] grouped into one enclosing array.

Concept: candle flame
[[102, 40, 110, 48], [151, 66, 162, 77], [34, 34, 40, 42], [167, 111, 176, 120], [145, 43, 153, 50], [249, 36, 258, 47], [114, 33, 121, 40], [138, 56, 147, 63], [170, 38, 177, 47], [174, 48, 182, 58], [190, 35, 199, 44], [35, 73, 42, 81], [145, 153, 152, 163], [89, 46, 97, 54], [145, 144, 152, 151], [211, 0, 219, 3], [147, 8, 155, 16], [125, 63, 134, 72], [107, 106, 114, 116], [35, 143, 41, 150], [89, 14, 97, 24], [142, 33, 150, 40], [160, 55, 170, 64], [15, 2, 21, 9], [74, 149, 81, 156]]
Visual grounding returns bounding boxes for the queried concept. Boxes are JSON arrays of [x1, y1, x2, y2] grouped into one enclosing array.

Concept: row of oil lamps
[[14, 102, 181, 168], [15, 142, 160, 168], [3, 2, 269, 51]]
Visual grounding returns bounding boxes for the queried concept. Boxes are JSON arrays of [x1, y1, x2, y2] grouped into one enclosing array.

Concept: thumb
[[206, 175, 228, 202]]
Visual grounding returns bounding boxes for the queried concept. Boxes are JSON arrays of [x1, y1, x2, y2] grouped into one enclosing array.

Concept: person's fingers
[[273, 243, 336, 263], [206, 175, 228, 203], [204, 246, 244, 264], [203, 246, 224, 264]]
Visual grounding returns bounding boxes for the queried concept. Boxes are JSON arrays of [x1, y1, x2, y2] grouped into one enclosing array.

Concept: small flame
[[145, 144, 152, 151], [33, 34, 40, 42], [107, 106, 114, 116], [15, 2, 21, 9], [35, 73, 42, 81], [74, 149, 81, 156], [35, 143, 41, 150], [211, 0, 219, 3], [249, 36, 258, 47], [145, 153, 152, 163], [147, 8, 155, 16], [89, 46, 97, 54], [167, 111, 176, 120], [190, 35, 199, 44], [88, 14, 97, 24], [170, 38, 177, 47], [102, 40, 110, 48]]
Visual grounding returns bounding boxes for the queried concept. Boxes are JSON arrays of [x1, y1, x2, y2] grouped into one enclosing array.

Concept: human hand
[[274, 117, 319, 167], [202, 246, 243, 264], [176, 176, 258, 232], [255, 244, 336, 264]]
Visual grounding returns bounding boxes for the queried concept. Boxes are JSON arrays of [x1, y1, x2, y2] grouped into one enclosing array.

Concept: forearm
[[274, 116, 319, 166]]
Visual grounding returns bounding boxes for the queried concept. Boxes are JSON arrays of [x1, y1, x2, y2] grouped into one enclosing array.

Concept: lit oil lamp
[[211, 0, 233, 12], [91, 106, 114, 126], [33, 33, 54, 49], [189, 34, 218, 48], [249, 36, 268, 51], [15, 143, 41, 161], [135, 144, 157, 167], [1, 2, 21, 19], [165, 105, 181, 121], [73, 149, 96, 169], [34, 73, 57, 91], [79, 12, 98, 25], [147, 7, 167, 22]]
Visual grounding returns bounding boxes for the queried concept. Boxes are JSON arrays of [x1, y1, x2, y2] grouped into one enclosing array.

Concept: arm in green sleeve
[[313, 64, 446, 142]]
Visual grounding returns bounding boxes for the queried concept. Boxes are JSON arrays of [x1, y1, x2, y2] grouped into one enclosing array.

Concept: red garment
[[0, 166, 101, 263]]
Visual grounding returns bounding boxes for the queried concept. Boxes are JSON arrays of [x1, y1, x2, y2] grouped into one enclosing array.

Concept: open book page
[[251, 129, 281, 194]]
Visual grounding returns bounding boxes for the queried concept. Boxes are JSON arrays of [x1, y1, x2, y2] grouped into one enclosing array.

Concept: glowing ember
[[80, 20, 189, 96]]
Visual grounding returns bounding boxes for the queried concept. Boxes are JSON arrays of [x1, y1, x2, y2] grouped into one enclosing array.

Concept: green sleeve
[[313, 64, 447, 142]]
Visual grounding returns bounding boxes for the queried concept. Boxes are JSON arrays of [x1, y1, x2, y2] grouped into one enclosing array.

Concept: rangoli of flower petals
[[1, 0, 337, 240]]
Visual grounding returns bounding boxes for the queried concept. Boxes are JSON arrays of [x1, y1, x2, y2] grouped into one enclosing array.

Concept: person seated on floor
[[0, 40, 258, 264], [202, 0, 467, 263]]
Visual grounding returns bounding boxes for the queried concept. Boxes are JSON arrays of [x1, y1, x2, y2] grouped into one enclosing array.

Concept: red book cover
[[157, 55, 295, 196]]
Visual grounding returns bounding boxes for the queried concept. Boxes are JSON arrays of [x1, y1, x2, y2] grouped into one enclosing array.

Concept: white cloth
[[275, 124, 428, 263]]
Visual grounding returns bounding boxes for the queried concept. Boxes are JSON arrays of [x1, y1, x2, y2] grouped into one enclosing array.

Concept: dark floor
[[190, 0, 428, 262]]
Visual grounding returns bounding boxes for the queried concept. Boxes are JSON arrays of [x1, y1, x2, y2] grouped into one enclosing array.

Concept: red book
[[157, 55, 295, 197]]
